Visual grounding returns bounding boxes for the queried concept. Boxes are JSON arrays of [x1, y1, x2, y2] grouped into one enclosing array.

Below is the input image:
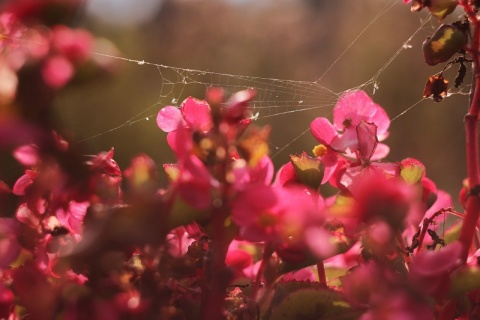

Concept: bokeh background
[[5, 0, 471, 207]]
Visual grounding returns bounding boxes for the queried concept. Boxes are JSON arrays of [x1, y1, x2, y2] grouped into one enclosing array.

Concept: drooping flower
[[332, 90, 390, 157], [338, 121, 399, 192]]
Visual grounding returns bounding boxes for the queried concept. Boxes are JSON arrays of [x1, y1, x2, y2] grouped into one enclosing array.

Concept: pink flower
[[232, 155, 274, 191], [409, 241, 463, 298], [51, 25, 93, 64], [231, 185, 321, 243], [310, 90, 390, 160], [157, 97, 212, 156], [351, 173, 422, 228], [41, 55, 74, 88], [164, 151, 218, 210], [339, 121, 399, 192], [332, 90, 390, 154]]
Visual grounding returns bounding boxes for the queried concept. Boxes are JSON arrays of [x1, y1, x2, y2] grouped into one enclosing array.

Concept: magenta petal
[[12, 173, 33, 196], [231, 185, 279, 235], [371, 105, 390, 137], [251, 155, 274, 185], [274, 162, 297, 187], [321, 149, 339, 184], [178, 155, 213, 210], [411, 241, 462, 276], [330, 127, 358, 153], [310, 117, 337, 144], [356, 121, 378, 162], [68, 201, 89, 221], [371, 162, 400, 176], [13, 144, 39, 167], [225, 88, 256, 122], [156, 106, 185, 132], [333, 90, 377, 129], [181, 97, 212, 131], [304, 227, 337, 259], [426, 190, 452, 219], [370, 143, 390, 161], [167, 127, 192, 157]]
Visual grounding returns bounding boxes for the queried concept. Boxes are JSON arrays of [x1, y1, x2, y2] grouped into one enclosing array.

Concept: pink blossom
[[351, 174, 422, 228], [232, 155, 274, 191], [51, 25, 93, 63], [409, 241, 463, 298], [310, 90, 391, 161], [157, 97, 212, 155], [41, 55, 74, 88], [332, 90, 390, 152], [178, 155, 216, 209], [339, 121, 399, 192], [231, 185, 321, 243]]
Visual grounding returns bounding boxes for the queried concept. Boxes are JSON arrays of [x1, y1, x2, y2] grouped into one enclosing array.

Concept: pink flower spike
[[42, 55, 74, 89], [180, 97, 212, 131], [156, 106, 185, 132], [13, 144, 39, 167]]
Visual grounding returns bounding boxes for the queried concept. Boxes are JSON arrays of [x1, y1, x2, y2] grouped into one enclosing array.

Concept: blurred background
[[5, 0, 471, 207]]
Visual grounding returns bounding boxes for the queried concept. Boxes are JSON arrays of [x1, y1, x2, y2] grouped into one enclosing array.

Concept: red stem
[[317, 261, 327, 285], [458, 0, 480, 263]]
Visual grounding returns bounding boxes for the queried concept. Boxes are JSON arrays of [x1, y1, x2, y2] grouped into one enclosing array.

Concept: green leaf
[[427, 0, 458, 21], [422, 24, 467, 66], [269, 286, 359, 320], [449, 266, 480, 298], [168, 197, 211, 230], [444, 220, 462, 245]]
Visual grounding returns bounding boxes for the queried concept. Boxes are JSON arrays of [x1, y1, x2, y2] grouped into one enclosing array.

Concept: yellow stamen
[[313, 144, 328, 157]]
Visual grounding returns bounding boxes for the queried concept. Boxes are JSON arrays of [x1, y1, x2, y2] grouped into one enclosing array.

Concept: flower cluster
[[1, 0, 480, 319]]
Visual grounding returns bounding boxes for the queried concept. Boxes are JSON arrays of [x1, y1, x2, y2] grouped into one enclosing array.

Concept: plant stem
[[458, 0, 480, 263], [251, 242, 274, 300], [316, 261, 327, 285]]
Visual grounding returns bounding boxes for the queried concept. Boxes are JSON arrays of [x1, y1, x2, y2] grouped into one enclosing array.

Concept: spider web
[[76, 1, 470, 158], [1, 0, 473, 199]]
